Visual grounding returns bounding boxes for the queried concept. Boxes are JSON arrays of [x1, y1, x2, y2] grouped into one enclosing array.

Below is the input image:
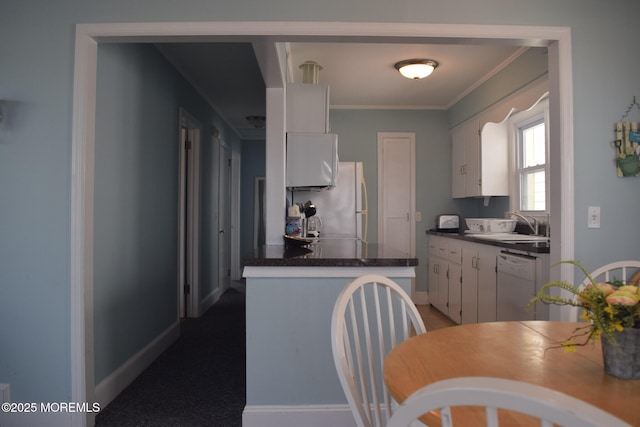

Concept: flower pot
[[601, 328, 640, 380], [616, 154, 639, 176]]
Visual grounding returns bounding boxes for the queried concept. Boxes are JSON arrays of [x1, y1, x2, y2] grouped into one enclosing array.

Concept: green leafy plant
[[527, 260, 640, 352]]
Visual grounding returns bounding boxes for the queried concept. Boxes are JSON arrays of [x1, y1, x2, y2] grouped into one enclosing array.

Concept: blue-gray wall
[[94, 43, 180, 384], [2, 0, 640, 408]]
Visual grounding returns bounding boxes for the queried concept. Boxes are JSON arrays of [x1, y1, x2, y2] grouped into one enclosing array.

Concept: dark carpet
[[95, 288, 246, 426]]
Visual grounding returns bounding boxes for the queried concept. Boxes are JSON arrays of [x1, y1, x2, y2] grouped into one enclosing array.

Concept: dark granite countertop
[[243, 238, 418, 267], [426, 230, 550, 254]]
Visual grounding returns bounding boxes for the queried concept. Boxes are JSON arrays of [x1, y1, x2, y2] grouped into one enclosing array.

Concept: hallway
[[95, 287, 246, 426]]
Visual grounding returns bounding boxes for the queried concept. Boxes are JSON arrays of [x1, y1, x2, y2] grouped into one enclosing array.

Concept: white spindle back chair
[[571, 260, 640, 321], [386, 377, 632, 427], [331, 274, 426, 427], [580, 260, 640, 287]]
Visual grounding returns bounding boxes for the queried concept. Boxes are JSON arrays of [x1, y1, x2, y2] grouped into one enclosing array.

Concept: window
[[510, 98, 549, 213]]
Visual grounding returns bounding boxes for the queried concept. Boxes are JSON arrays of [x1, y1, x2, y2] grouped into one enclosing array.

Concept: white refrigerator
[[292, 161, 368, 241]]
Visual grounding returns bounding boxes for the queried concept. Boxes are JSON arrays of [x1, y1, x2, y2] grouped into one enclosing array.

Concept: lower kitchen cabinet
[[461, 246, 479, 324], [427, 238, 441, 312], [464, 242, 500, 323], [447, 241, 463, 324], [428, 235, 499, 324], [428, 235, 449, 315], [428, 235, 457, 317]]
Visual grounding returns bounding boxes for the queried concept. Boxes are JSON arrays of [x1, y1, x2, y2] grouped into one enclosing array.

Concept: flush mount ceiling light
[[394, 59, 439, 80]]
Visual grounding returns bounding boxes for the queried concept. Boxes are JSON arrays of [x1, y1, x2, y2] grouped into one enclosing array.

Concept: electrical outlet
[[588, 206, 601, 228], [0, 383, 9, 403], [415, 211, 422, 222]]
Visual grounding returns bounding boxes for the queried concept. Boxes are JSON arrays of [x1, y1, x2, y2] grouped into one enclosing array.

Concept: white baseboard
[[94, 322, 180, 409], [243, 404, 359, 427], [198, 287, 224, 316], [414, 291, 429, 305]]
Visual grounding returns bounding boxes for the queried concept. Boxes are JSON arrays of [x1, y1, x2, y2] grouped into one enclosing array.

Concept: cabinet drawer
[[447, 244, 462, 264], [428, 240, 438, 256], [437, 242, 448, 258]]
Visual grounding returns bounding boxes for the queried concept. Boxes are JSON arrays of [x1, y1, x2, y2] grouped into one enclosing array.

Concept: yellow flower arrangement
[[527, 260, 640, 353]]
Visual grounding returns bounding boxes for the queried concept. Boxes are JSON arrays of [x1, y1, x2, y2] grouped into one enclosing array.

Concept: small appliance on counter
[[306, 216, 322, 238], [432, 214, 460, 233]]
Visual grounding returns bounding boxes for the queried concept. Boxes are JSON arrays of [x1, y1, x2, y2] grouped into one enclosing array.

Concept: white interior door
[[378, 132, 416, 256], [218, 143, 232, 291], [178, 109, 201, 318]]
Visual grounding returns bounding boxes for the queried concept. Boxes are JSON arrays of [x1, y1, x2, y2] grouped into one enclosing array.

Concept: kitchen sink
[[469, 233, 550, 243]]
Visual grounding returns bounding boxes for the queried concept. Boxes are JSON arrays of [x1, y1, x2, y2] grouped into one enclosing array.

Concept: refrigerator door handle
[[358, 165, 368, 242]]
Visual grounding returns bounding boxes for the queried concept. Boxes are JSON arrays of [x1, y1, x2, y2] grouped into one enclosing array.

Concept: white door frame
[[218, 142, 232, 291], [71, 21, 574, 427], [178, 108, 202, 318], [231, 150, 242, 280], [253, 177, 266, 249], [377, 132, 416, 256]]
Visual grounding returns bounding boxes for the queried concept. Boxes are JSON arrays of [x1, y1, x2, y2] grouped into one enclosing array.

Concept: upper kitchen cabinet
[[451, 76, 549, 199], [286, 83, 330, 133], [451, 116, 508, 198]]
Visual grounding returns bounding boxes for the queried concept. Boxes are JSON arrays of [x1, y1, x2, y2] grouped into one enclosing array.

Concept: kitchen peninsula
[[241, 238, 417, 425]]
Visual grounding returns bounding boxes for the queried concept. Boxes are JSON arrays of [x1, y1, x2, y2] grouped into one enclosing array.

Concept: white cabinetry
[[428, 236, 450, 315], [451, 116, 508, 198], [461, 246, 479, 324], [427, 237, 440, 309], [286, 83, 330, 133], [428, 235, 499, 324], [451, 76, 549, 199], [447, 242, 463, 324], [463, 242, 499, 323], [451, 117, 481, 198]]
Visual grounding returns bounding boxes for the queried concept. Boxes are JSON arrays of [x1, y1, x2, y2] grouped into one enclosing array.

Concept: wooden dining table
[[383, 321, 639, 426]]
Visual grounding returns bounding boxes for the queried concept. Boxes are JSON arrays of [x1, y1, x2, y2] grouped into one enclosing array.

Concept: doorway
[[71, 22, 574, 426], [178, 109, 202, 318], [377, 132, 416, 256]]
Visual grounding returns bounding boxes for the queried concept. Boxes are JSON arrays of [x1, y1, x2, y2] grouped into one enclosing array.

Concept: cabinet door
[[286, 83, 329, 133], [428, 236, 440, 307], [451, 114, 511, 198], [437, 262, 449, 314], [464, 117, 481, 197], [479, 121, 509, 196], [428, 254, 439, 308], [451, 125, 466, 198], [477, 244, 498, 323], [461, 247, 479, 324], [446, 240, 462, 323], [448, 262, 462, 324]]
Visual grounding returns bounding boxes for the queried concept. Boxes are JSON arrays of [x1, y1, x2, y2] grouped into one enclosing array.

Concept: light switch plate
[[415, 211, 422, 222], [588, 206, 600, 228]]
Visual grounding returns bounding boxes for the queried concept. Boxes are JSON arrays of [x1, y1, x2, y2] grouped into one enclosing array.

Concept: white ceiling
[[157, 41, 532, 139]]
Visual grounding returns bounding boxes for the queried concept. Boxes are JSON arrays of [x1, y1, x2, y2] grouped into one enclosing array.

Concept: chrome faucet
[[507, 211, 539, 235]]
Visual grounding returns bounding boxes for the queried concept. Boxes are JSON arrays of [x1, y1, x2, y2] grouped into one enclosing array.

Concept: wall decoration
[[614, 97, 640, 177]]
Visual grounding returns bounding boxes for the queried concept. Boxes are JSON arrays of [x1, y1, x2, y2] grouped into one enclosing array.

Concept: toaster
[[436, 214, 460, 230]]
